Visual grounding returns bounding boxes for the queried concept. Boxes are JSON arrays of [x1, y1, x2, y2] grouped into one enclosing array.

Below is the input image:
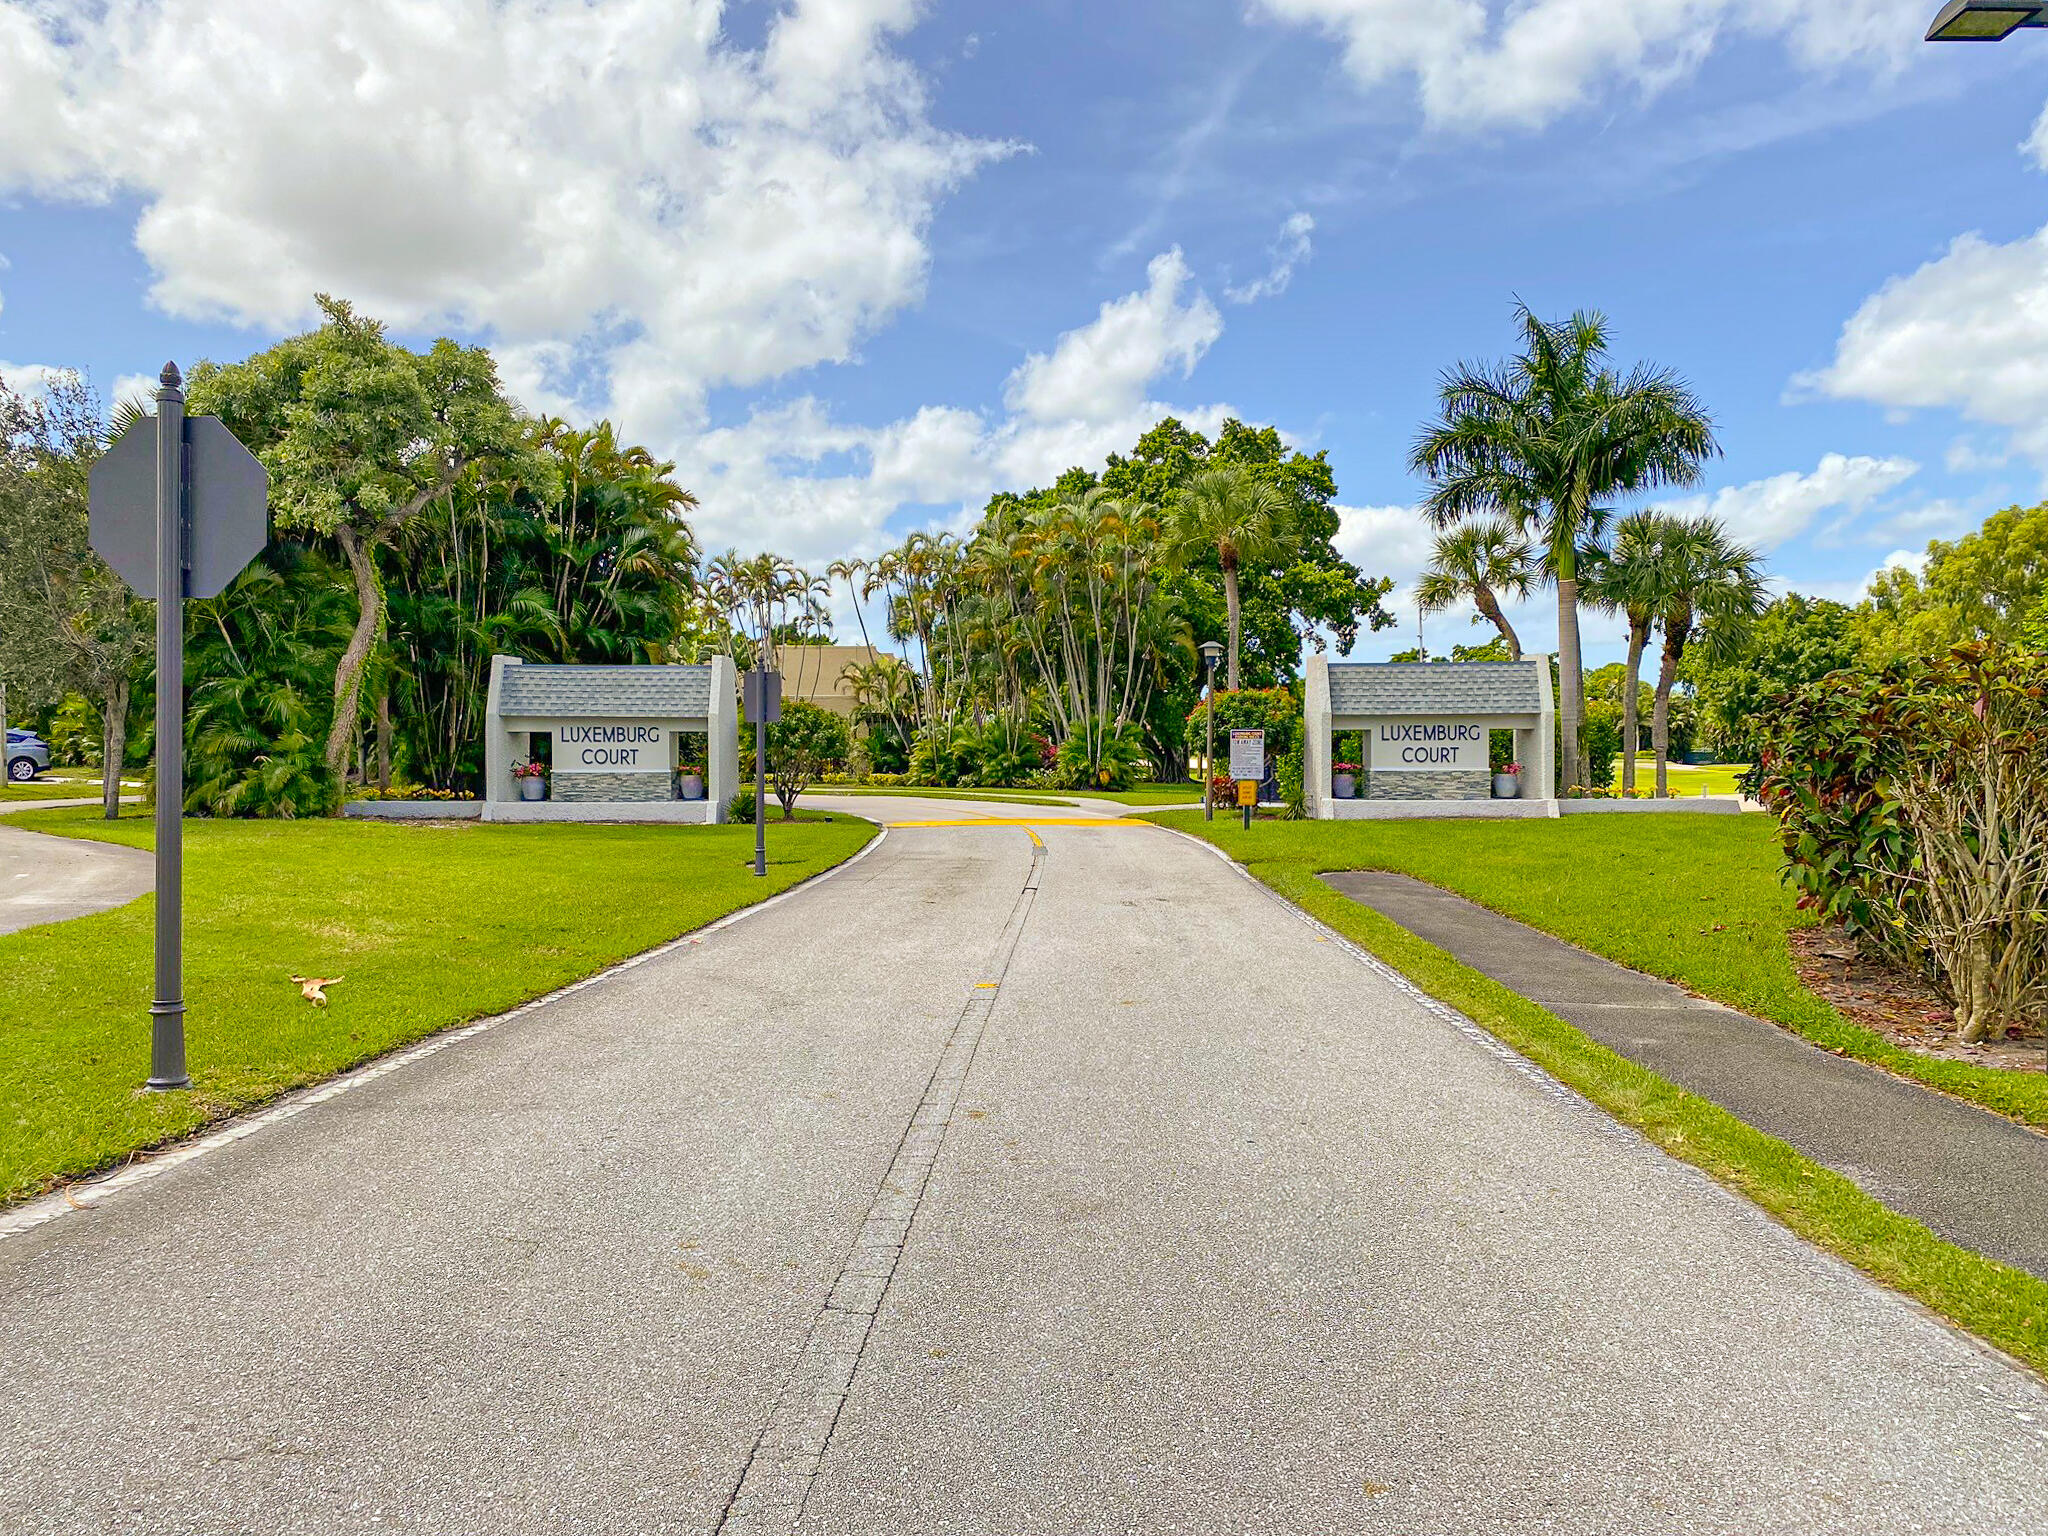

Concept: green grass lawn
[[1147, 813, 2048, 1127], [1604, 755, 1751, 796], [1081, 782, 1206, 806], [1156, 809, 2048, 1376], [0, 807, 875, 1205]]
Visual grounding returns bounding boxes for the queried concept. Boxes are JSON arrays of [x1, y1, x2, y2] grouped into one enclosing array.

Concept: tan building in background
[[778, 644, 884, 718]]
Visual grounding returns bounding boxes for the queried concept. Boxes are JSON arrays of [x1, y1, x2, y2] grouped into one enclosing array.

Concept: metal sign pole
[[1203, 662, 1216, 823], [148, 363, 189, 1091], [753, 658, 768, 878]]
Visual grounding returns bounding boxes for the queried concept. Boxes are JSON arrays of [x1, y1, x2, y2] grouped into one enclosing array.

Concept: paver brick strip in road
[[718, 837, 1043, 1535], [1322, 869, 2048, 1279]]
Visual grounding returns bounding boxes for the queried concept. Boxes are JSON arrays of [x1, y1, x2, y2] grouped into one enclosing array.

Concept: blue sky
[[3, 1, 2046, 663]]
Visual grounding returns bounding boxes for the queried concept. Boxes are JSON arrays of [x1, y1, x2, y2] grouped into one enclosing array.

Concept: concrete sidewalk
[[0, 821, 152, 935], [1324, 869, 2048, 1279]]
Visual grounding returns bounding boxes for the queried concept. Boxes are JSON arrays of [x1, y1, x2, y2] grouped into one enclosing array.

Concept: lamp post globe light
[[1198, 639, 1224, 822], [1926, 0, 2048, 40]]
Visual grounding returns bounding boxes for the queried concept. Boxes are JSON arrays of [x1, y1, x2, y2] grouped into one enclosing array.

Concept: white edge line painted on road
[[0, 824, 893, 1245], [1153, 824, 2048, 1408], [1150, 825, 1597, 1118]]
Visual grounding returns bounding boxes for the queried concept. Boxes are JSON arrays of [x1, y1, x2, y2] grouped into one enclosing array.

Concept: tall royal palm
[[1649, 516, 1766, 797], [1411, 305, 1718, 788], [1168, 466, 1292, 691], [1415, 517, 1536, 661]]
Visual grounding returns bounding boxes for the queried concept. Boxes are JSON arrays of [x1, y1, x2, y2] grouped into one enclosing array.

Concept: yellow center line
[[883, 816, 1146, 830]]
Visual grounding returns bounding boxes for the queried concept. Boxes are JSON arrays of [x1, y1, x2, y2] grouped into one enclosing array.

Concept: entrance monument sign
[[483, 656, 740, 822], [1304, 655, 1555, 818], [1371, 721, 1489, 773]]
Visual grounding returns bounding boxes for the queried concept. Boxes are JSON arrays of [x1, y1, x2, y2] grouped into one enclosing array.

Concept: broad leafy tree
[[1684, 593, 1859, 760], [1859, 500, 2048, 657], [186, 296, 536, 781], [1411, 305, 1718, 787], [0, 372, 151, 817]]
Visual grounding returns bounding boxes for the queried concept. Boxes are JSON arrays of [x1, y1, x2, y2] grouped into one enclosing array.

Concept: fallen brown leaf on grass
[[288, 975, 344, 1007]]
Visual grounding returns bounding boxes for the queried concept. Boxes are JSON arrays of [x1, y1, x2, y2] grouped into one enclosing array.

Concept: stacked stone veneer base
[[1366, 770, 1492, 802], [553, 772, 672, 803]]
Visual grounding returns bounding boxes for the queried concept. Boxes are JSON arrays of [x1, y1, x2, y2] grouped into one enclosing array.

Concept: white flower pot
[[1331, 773, 1356, 800], [519, 778, 546, 801], [678, 773, 705, 801], [1493, 773, 1520, 799]]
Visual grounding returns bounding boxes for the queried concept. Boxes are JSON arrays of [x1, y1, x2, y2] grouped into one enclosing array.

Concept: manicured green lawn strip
[[1150, 812, 2048, 1128], [0, 808, 876, 1205], [1243, 856, 2048, 1379], [1605, 756, 1752, 796], [1085, 783, 1206, 805]]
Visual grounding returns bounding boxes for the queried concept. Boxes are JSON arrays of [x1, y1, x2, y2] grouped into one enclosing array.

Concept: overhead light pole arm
[[1926, 1, 2048, 41]]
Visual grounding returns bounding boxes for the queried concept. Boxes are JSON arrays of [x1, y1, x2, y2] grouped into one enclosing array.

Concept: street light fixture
[[1925, 0, 2048, 40], [1198, 639, 1224, 822]]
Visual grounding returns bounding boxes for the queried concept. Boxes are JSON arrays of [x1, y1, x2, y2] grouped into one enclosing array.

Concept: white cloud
[[1003, 249, 1221, 425], [1666, 452, 1920, 550], [1333, 502, 1433, 589], [109, 373, 159, 412], [2029, 98, 2048, 172], [1804, 226, 2048, 459], [1945, 436, 2008, 474], [672, 252, 1241, 570], [0, 361, 77, 402], [1252, 0, 1917, 129], [1225, 213, 1315, 305], [0, 0, 1013, 439]]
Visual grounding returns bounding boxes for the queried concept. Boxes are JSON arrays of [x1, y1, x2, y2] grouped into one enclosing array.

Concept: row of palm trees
[[1410, 304, 1763, 793], [814, 463, 1301, 780]]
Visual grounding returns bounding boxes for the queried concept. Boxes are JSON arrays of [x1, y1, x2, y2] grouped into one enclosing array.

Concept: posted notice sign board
[[553, 721, 668, 774], [1229, 729, 1266, 781], [1371, 720, 1488, 772]]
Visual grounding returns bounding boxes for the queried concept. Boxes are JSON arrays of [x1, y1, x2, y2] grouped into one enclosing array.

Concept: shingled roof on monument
[[497, 664, 715, 719], [1327, 661, 1546, 718]]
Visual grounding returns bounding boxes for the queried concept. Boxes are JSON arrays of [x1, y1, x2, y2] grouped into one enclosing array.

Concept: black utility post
[[743, 647, 782, 878], [1199, 639, 1222, 822], [754, 655, 768, 878], [90, 361, 267, 1093], [149, 364, 188, 1088]]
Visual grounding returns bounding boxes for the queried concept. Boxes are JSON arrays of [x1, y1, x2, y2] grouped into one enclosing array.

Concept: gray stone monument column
[[706, 654, 740, 824]]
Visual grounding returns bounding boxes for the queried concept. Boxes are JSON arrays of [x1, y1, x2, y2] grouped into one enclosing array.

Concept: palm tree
[[1411, 305, 1718, 788], [1583, 510, 1673, 793], [1168, 466, 1292, 690], [1648, 516, 1766, 796], [1415, 517, 1536, 660]]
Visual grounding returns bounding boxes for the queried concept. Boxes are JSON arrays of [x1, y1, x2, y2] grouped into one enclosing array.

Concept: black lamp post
[[1199, 639, 1224, 821], [1925, 1, 2048, 39]]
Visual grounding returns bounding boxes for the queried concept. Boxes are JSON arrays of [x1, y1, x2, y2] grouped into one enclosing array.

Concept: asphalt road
[[3, 806, 2046, 1534], [0, 820, 152, 935]]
